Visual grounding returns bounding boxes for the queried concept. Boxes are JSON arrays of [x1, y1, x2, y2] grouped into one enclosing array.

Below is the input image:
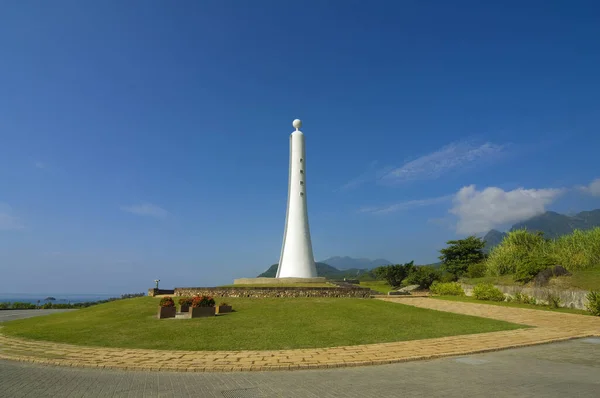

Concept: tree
[[439, 236, 486, 278], [404, 266, 441, 289], [373, 261, 415, 287]]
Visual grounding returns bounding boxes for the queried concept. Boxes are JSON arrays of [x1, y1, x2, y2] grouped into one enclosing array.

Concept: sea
[[0, 294, 119, 305]]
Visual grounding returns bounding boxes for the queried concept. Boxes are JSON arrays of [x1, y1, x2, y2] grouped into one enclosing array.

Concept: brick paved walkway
[[1, 298, 598, 372]]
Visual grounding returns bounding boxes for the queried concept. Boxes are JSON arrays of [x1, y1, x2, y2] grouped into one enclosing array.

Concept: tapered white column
[[276, 119, 317, 278]]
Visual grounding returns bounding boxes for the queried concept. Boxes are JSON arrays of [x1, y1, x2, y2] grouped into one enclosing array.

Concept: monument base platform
[[233, 277, 327, 285]]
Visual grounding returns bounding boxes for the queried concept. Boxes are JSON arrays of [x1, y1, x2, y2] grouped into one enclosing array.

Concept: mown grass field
[[2, 296, 524, 351], [358, 280, 394, 293], [433, 295, 590, 315]]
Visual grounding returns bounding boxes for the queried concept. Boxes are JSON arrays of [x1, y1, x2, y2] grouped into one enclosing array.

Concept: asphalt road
[[0, 309, 76, 322], [0, 338, 598, 397], [1, 307, 599, 397]]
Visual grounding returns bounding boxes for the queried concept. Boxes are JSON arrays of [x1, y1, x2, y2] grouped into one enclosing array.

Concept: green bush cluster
[[586, 291, 600, 316], [486, 228, 600, 278], [467, 262, 487, 278], [473, 283, 505, 301], [373, 262, 442, 289], [514, 255, 555, 283], [404, 266, 441, 289], [509, 292, 537, 305], [429, 281, 465, 296]]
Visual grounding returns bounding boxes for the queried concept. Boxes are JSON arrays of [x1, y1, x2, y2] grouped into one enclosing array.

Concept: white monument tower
[[276, 119, 318, 278]]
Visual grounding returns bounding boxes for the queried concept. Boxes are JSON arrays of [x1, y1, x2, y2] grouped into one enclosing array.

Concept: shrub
[[514, 255, 554, 283], [192, 295, 215, 308], [429, 281, 465, 296], [11, 302, 37, 309], [404, 266, 441, 289], [467, 262, 487, 278], [486, 229, 548, 276], [486, 228, 600, 278], [439, 272, 458, 283], [546, 293, 561, 309], [0, 302, 10, 309], [585, 291, 600, 316], [159, 297, 175, 307], [473, 283, 505, 302], [549, 228, 600, 271], [178, 297, 192, 306]]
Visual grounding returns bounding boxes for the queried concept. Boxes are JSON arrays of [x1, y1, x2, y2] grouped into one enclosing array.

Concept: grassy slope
[[2, 297, 524, 351], [547, 266, 600, 291], [433, 295, 590, 316], [358, 281, 394, 293], [460, 266, 600, 291]]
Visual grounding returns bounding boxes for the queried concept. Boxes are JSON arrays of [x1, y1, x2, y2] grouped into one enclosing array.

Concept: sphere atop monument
[[292, 119, 302, 130]]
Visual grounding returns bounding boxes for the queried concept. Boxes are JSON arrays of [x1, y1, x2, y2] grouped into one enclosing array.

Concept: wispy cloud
[[34, 161, 46, 169], [359, 195, 453, 215], [120, 203, 169, 218], [0, 203, 24, 230], [379, 141, 506, 184], [450, 185, 565, 235], [339, 161, 394, 191], [577, 178, 600, 197]]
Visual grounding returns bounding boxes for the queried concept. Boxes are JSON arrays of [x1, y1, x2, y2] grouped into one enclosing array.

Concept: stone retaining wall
[[460, 283, 590, 310], [174, 287, 371, 298], [147, 288, 175, 297], [233, 277, 327, 285]]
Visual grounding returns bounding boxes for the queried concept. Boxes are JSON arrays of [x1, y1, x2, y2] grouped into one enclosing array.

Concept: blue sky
[[1, 1, 600, 294]]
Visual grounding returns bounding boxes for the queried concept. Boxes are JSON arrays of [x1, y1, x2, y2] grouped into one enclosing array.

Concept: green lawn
[[358, 280, 394, 293], [433, 295, 591, 316], [548, 266, 600, 291], [2, 297, 525, 351], [459, 274, 518, 286]]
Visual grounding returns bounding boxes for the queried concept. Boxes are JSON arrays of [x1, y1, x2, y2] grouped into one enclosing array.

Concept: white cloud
[[120, 203, 169, 218], [380, 141, 505, 184], [0, 203, 24, 230], [578, 178, 600, 196], [450, 185, 564, 235], [359, 195, 452, 214]]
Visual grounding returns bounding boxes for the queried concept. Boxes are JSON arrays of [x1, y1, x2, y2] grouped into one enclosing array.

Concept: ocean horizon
[[0, 293, 127, 305]]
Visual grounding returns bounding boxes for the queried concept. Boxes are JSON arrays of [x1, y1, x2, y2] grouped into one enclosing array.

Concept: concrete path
[[1, 298, 598, 372], [0, 309, 76, 323], [1, 338, 599, 397]]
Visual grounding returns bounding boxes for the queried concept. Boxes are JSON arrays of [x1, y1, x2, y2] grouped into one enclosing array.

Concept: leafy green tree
[[373, 261, 415, 287], [439, 236, 486, 278], [404, 266, 441, 289]]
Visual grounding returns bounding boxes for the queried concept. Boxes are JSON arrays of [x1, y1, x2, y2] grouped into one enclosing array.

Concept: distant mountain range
[[257, 262, 374, 279], [483, 209, 600, 252], [319, 256, 393, 270]]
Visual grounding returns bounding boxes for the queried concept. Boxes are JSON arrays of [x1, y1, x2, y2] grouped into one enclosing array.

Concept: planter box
[[180, 305, 190, 313], [190, 306, 215, 318], [157, 306, 176, 319], [216, 305, 232, 314]]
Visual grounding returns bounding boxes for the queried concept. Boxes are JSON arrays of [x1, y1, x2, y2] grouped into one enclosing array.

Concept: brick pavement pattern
[[1, 298, 598, 372]]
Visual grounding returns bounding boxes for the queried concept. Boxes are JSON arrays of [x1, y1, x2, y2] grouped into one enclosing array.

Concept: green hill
[[257, 263, 372, 279]]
